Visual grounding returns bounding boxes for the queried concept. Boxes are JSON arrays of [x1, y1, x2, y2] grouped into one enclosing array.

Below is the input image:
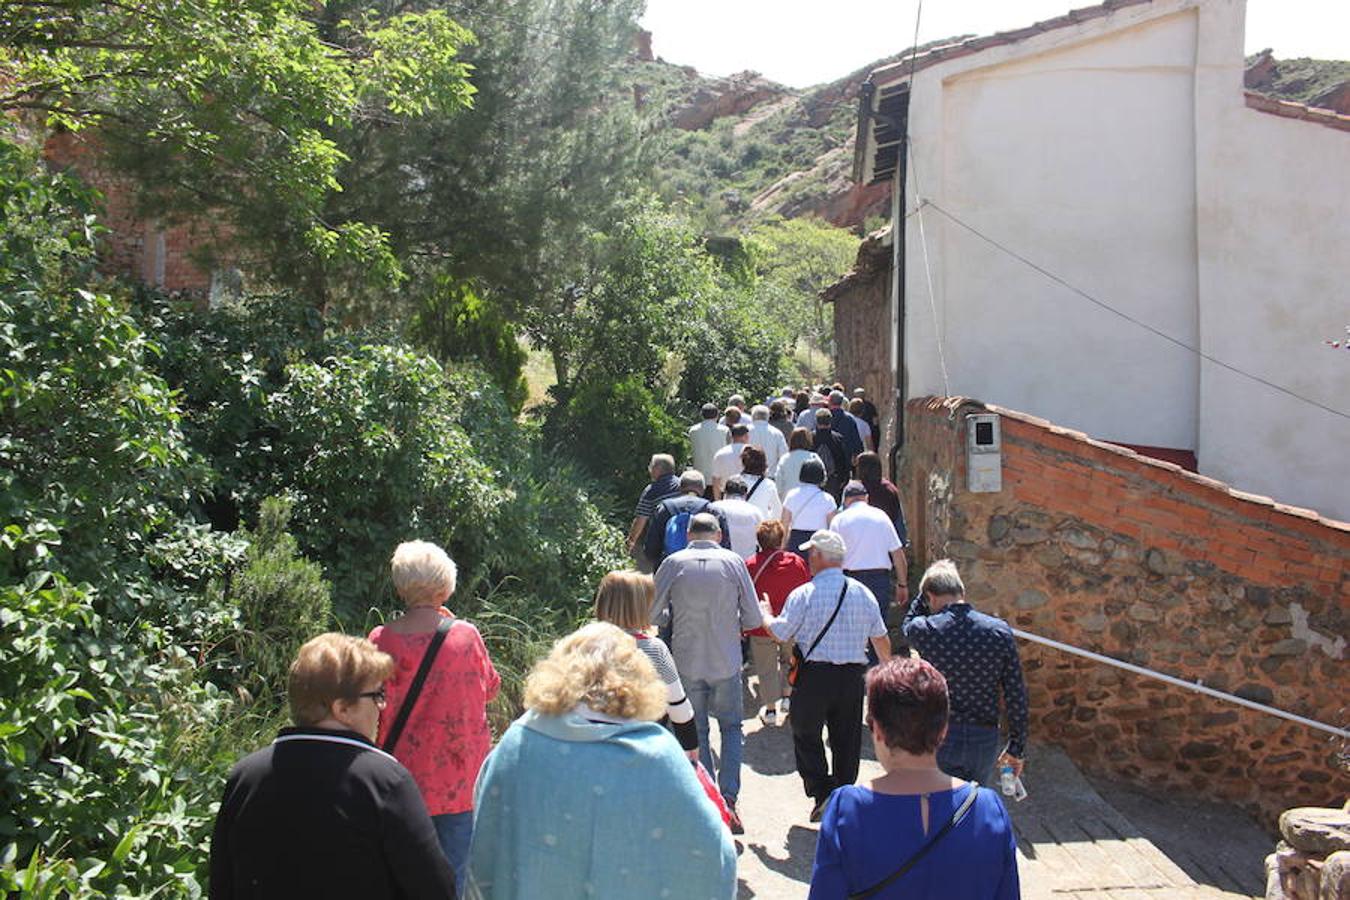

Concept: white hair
[[751, 405, 770, 421]]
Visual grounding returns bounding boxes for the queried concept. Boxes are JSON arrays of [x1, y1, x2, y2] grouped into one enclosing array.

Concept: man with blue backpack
[[642, 469, 730, 568]]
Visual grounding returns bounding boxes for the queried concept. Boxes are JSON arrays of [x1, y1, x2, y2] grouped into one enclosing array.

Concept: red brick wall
[[899, 396, 1350, 824], [43, 131, 229, 296]]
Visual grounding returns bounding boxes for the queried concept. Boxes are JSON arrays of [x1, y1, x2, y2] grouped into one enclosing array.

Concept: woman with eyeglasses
[[369, 540, 500, 888], [210, 633, 456, 898]]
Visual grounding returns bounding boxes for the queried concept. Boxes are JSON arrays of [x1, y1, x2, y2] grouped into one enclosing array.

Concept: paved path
[[727, 698, 1271, 898]]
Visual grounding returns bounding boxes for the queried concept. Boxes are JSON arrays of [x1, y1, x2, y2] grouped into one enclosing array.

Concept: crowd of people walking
[[209, 384, 1028, 899]]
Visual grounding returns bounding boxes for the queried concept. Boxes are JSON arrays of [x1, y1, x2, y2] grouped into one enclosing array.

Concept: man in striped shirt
[[756, 529, 891, 822]]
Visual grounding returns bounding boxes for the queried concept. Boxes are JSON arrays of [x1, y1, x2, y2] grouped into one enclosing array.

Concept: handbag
[[785, 583, 848, 687], [381, 615, 453, 754], [847, 782, 981, 900], [692, 760, 733, 829]]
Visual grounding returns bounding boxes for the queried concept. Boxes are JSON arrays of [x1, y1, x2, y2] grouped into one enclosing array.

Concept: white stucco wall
[[896, 0, 1350, 521], [1193, 3, 1350, 521], [904, 4, 1203, 451]]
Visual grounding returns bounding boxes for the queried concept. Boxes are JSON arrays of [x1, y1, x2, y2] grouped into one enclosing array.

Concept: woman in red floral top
[[744, 520, 811, 727], [369, 540, 499, 889]]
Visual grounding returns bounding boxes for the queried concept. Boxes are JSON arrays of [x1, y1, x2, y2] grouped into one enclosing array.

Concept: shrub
[[545, 376, 689, 503], [202, 497, 333, 698]]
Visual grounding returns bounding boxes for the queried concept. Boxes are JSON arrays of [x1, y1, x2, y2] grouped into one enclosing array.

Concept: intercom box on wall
[[966, 413, 1002, 493]]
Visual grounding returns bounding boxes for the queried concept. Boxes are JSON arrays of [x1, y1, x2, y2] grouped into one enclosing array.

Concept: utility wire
[[899, 0, 951, 397], [923, 198, 1350, 422]]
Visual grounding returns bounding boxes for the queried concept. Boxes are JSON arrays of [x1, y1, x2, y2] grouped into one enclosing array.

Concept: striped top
[[631, 630, 698, 753]]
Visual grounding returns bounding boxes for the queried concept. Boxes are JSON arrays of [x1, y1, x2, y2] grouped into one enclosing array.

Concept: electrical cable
[[922, 198, 1350, 422], [900, 0, 951, 397]]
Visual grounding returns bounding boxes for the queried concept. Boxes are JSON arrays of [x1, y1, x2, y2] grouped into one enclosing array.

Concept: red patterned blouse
[[369, 614, 500, 816]]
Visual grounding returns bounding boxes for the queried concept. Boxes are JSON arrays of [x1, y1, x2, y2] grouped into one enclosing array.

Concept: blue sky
[[639, 0, 1350, 88]]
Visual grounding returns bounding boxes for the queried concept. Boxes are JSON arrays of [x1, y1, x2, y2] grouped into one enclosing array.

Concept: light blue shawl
[[467, 709, 736, 899]]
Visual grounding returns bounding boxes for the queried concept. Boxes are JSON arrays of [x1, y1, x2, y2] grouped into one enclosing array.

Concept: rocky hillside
[[626, 37, 1349, 234], [1245, 50, 1350, 114]]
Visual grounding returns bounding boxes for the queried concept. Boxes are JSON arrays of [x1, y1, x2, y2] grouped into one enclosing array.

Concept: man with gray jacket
[[652, 513, 759, 834]]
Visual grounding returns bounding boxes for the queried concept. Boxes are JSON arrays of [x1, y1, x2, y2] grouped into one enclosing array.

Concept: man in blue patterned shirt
[[902, 559, 1029, 786], [757, 529, 891, 822]]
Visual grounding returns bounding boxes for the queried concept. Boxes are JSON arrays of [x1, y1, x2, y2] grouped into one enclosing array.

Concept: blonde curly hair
[[525, 622, 665, 721]]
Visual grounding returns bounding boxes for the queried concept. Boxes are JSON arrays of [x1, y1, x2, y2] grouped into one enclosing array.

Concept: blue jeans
[[846, 569, 892, 666], [432, 811, 473, 890], [683, 673, 744, 804], [937, 722, 1004, 786]]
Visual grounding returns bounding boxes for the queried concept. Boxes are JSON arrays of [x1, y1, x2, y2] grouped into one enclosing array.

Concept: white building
[[854, 0, 1350, 521]]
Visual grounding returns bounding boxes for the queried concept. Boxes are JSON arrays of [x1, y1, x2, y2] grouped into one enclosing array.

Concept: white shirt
[[711, 441, 748, 489], [741, 474, 782, 521], [795, 407, 822, 431], [832, 500, 902, 570], [782, 485, 836, 532], [774, 449, 825, 499], [709, 498, 765, 560], [853, 415, 872, 449], [748, 420, 789, 473], [688, 420, 729, 481]]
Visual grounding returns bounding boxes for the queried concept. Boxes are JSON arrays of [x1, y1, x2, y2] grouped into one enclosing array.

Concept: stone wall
[[898, 396, 1350, 824]]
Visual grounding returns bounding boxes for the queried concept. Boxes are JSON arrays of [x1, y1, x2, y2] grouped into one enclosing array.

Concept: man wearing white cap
[[755, 529, 891, 823]]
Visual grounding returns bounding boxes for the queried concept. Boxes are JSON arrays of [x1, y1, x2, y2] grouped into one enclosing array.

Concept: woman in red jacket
[[744, 519, 811, 726]]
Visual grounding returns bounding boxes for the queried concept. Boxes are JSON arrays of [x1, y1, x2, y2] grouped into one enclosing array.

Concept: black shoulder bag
[[381, 616, 453, 754], [847, 782, 981, 900], [746, 476, 764, 501], [786, 583, 848, 687]]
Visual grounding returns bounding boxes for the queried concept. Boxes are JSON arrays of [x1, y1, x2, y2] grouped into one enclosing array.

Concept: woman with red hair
[[809, 658, 1020, 899]]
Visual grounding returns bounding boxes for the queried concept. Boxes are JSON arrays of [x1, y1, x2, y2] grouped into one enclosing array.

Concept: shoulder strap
[[746, 475, 764, 500], [801, 582, 849, 664], [382, 616, 453, 754], [750, 549, 783, 586], [848, 783, 981, 900]]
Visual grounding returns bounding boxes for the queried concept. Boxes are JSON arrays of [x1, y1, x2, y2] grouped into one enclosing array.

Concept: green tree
[[744, 216, 860, 358], [310, 0, 647, 328], [0, 0, 476, 288]]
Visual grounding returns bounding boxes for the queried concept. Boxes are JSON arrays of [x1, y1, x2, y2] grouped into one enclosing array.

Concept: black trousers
[[790, 661, 867, 803]]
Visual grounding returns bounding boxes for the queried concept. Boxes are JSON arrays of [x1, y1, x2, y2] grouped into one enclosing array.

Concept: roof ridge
[[1243, 90, 1350, 132], [867, 0, 1157, 87]]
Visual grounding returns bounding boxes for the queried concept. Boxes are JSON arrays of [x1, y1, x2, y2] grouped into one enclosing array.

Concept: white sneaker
[[779, 697, 791, 717], [760, 707, 777, 726]]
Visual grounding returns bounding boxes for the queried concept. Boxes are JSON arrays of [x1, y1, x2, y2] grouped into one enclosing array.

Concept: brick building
[[42, 130, 240, 301]]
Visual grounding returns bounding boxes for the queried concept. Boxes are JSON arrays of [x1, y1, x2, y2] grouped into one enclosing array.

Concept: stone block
[[1276, 844, 1320, 900], [1015, 589, 1048, 609], [1269, 638, 1309, 657], [1266, 851, 1286, 900], [1060, 526, 1101, 550], [1128, 601, 1161, 622], [1138, 737, 1171, 760], [1266, 605, 1295, 626], [1237, 683, 1276, 705], [1322, 850, 1350, 900], [1281, 807, 1350, 855], [1079, 611, 1108, 632], [1180, 741, 1221, 759], [987, 515, 1011, 543]]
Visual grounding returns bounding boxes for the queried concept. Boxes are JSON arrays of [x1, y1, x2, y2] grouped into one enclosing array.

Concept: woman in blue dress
[[809, 657, 1021, 899]]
